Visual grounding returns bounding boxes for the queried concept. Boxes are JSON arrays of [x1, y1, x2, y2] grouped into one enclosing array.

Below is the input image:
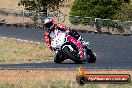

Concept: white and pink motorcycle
[[43, 29, 96, 64]]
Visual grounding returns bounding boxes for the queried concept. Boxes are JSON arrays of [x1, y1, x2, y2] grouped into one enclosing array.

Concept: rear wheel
[[88, 51, 96, 63], [54, 51, 65, 63], [87, 49, 96, 63], [62, 46, 82, 64], [84, 46, 96, 63]]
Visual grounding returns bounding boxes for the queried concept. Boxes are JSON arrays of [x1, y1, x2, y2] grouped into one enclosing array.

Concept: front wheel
[[62, 46, 82, 64], [54, 51, 65, 63]]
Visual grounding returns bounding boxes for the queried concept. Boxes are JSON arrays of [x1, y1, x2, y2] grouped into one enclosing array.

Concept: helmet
[[58, 23, 65, 31], [44, 18, 54, 28]]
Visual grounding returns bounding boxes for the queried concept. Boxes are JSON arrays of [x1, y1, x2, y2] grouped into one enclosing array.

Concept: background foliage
[[18, 0, 64, 14], [70, 0, 132, 21]]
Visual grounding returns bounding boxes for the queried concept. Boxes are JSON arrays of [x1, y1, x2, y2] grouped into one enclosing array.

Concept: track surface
[[0, 26, 132, 69]]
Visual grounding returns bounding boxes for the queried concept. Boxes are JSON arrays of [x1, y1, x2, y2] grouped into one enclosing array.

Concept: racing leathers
[[43, 24, 87, 51]]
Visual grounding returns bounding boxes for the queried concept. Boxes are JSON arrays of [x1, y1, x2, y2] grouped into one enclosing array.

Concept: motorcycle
[[43, 29, 96, 64]]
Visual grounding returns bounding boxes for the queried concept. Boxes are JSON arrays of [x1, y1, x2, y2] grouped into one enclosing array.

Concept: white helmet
[[44, 18, 51, 24]]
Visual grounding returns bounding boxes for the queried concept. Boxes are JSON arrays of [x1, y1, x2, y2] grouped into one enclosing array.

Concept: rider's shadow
[[59, 60, 85, 64]]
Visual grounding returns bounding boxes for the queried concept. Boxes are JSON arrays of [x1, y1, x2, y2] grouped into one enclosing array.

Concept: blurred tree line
[[70, 0, 132, 21], [18, 0, 64, 15]]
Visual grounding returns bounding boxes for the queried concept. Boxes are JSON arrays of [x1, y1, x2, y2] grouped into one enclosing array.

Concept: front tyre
[[54, 51, 65, 63], [62, 46, 82, 64]]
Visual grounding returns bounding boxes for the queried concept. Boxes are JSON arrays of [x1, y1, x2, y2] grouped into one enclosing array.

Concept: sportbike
[[43, 29, 96, 64]]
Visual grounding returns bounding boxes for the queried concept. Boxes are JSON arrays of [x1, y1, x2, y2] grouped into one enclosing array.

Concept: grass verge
[[0, 70, 132, 88], [0, 38, 53, 63]]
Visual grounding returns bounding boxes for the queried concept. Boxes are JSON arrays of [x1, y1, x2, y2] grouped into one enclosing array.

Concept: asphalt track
[[0, 26, 132, 69]]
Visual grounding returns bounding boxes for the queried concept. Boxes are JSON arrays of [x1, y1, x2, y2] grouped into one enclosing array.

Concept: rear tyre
[[62, 46, 82, 64], [54, 51, 65, 63], [85, 46, 96, 63], [88, 52, 96, 63], [87, 49, 96, 63]]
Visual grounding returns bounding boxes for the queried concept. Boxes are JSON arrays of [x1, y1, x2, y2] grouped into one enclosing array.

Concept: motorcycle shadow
[[56, 60, 86, 64]]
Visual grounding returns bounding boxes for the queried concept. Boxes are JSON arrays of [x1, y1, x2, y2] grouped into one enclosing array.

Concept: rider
[[43, 17, 90, 62], [44, 18, 83, 39], [43, 18, 57, 51], [43, 17, 88, 50]]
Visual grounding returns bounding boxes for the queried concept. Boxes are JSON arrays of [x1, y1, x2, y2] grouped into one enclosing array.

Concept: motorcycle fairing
[[50, 30, 66, 49], [67, 35, 84, 60]]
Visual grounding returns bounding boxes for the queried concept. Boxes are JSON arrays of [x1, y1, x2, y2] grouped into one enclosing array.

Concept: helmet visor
[[45, 22, 52, 28]]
